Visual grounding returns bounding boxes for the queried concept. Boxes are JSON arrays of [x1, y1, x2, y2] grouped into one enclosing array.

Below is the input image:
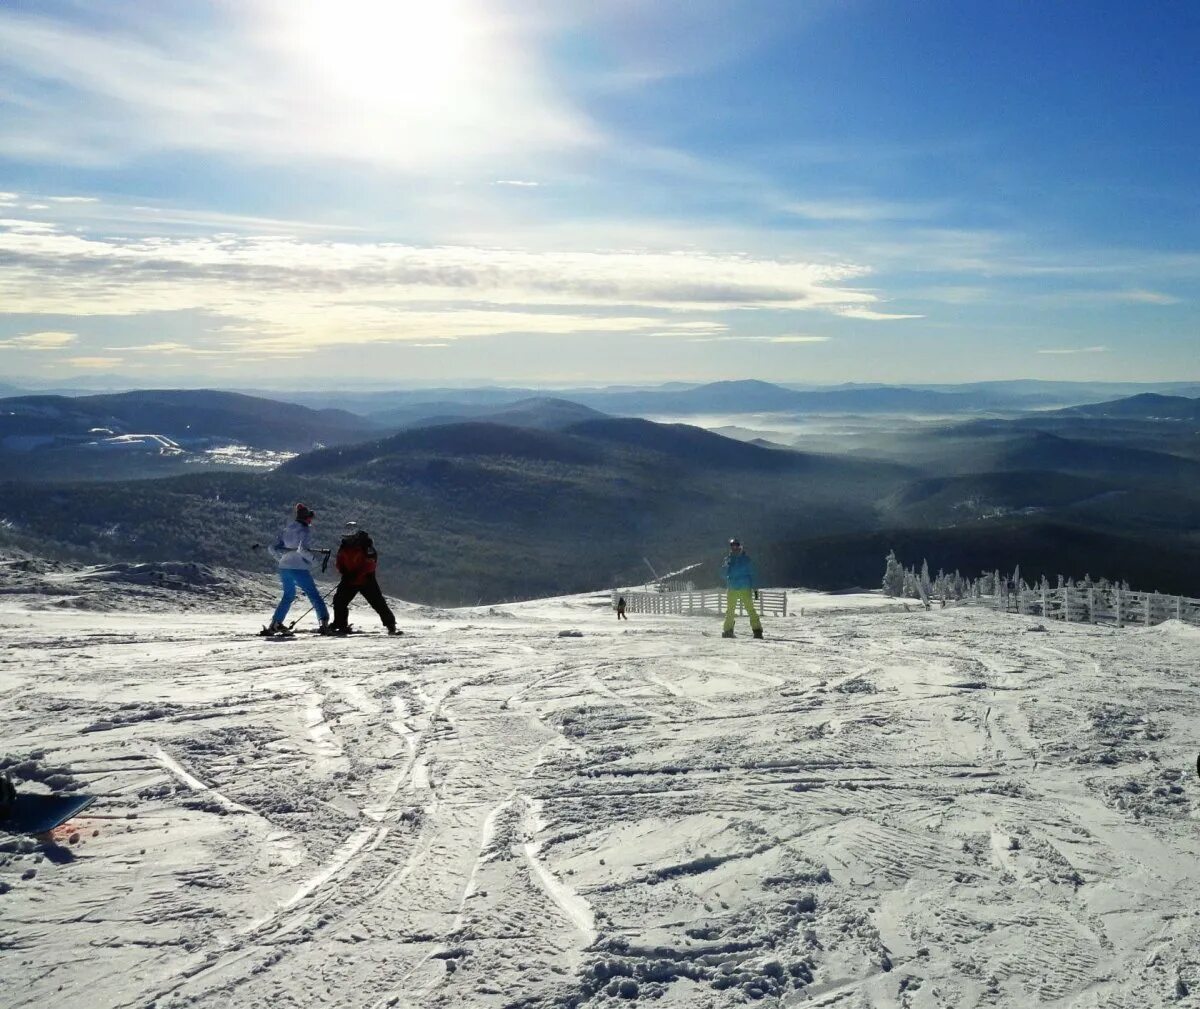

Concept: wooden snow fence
[[993, 583, 1200, 628], [613, 588, 788, 618]]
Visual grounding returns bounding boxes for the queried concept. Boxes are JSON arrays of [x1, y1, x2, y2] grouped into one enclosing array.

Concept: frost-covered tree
[[882, 550, 905, 597]]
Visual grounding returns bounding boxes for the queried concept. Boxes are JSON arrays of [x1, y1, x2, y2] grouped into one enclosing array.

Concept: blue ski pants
[[273, 568, 328, 626]]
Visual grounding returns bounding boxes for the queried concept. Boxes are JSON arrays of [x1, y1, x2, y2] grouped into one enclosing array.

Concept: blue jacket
[[722, 552, 756, 589]]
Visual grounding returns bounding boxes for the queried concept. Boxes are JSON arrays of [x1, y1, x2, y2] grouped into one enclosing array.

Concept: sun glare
[[283, 0, 475, 113]]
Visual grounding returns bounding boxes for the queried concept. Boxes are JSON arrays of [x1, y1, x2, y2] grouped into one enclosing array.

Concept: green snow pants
[[723, 589, 762, 633]]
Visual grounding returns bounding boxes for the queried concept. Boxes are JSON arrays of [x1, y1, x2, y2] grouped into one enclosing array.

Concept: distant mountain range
[[269, 379, 1200, 417], [1054, 393, 1200, 421], [1, 384, 1197, 600]]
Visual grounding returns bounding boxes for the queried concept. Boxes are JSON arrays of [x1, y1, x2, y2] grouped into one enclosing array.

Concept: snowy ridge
[[1, 581, 1199, 1008]]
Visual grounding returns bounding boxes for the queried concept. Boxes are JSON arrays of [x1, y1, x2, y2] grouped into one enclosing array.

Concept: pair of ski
[[259, 625, 358, 638], [257, 625, 403, 638]]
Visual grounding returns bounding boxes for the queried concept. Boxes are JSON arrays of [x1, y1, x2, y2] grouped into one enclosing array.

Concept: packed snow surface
[[2, 577, 1199, 1008]]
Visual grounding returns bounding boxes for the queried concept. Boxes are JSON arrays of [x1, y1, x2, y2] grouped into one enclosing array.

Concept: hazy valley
[[1, 380, 1197, 604]]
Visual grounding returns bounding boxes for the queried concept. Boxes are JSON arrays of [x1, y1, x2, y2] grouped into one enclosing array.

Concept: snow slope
[[2, 574, 1199, 1008]]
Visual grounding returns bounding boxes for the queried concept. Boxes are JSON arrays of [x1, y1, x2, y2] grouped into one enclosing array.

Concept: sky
[[0, 0, 1197, 388]]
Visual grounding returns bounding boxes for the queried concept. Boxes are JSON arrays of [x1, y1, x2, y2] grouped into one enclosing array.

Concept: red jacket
[[336, 534, 378, 586]]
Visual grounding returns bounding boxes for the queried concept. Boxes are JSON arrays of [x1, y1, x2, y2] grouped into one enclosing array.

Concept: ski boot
[[260, 621, 293, 637], [317, 620, 331, 635], [752, 627, 764, 639], [721, 629, 735, 639], [386, 626, 403, 636]]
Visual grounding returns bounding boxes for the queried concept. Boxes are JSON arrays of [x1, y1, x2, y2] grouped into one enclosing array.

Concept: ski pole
[[288, 584, 337, 630]]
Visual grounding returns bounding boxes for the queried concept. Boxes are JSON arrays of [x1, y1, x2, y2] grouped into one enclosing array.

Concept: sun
[[282, 0, 476, 113]]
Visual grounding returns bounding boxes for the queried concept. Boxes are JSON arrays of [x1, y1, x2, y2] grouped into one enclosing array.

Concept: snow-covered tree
[[882, 550, 905, 597]]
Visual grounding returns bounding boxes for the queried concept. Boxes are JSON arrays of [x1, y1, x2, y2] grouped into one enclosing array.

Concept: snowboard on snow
[[1, 791, 95, 836]]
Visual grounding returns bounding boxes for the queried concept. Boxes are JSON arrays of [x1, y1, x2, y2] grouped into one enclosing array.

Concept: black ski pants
[[332, 574, 395, 631]]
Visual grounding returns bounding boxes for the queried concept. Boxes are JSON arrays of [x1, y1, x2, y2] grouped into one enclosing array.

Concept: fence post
[[1088, 586, 1096, 623], [1064, 587, 1071, 622], [1116, 588, 1123, 628], [1144, 594, 1151, 626], [1041, 583, 1048, 617]]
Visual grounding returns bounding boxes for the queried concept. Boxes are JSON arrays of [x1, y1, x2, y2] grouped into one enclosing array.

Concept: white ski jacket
[[270, 520, 316, 570]]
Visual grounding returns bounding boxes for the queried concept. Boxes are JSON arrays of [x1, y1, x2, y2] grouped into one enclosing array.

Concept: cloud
[[1108, 289, 1180, 306], [1036, 346, 1107, 355], [46, 195, 99, 204], [685, 335, 831, 344], [767, 335, 830, 343], [64, 356, 122, 368], [783, 198, 947, 222], [1030, 287, 1183, 308], [0, 4, 598, 171], [0, 330, 77, 349], [0, 218, 57, 233], [103, 341, 228, 355], [494, 180, 541, 187], [834, 306, 924, 321], [0, 218, 904, 352]]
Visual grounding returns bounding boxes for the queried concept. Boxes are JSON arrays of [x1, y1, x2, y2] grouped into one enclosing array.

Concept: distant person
[[721, 538, 763, 639], [265, 503, 329, 634], [617, 596, 628, 620], [331, 521, 399, 635]]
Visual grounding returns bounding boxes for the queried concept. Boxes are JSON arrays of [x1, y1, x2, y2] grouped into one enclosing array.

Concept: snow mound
[[0, 549, 277, 612]]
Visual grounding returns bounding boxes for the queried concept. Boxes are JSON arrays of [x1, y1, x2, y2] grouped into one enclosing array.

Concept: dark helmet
[[729, 538, 742, 548], [295, 503, 315, 524]]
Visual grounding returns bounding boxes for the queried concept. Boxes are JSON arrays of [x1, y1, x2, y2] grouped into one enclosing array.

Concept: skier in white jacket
[[264, 503, 329, 634]]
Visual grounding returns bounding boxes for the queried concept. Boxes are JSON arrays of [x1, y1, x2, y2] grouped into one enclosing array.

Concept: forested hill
[[0, 389, 375, 451], [0, 419, 907, 603]]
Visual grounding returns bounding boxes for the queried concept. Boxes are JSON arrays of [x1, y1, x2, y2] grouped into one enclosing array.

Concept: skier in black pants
[[330, 522, 400, 635]]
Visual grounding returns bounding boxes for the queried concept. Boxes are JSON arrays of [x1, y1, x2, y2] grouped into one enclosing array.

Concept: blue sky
[[0, 0, 1196, 387]]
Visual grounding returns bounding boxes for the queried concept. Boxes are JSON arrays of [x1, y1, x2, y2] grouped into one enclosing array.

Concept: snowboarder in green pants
[[721, 538, 763, 639]]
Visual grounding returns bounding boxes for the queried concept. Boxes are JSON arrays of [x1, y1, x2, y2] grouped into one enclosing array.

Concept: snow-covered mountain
[[2, 557, 1198, 1007]]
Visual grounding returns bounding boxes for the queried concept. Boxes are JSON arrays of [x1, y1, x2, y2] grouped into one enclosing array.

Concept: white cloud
[[686, 334, 831, 344], [768, 335, 830, 343], [1109, 289, 1180, 306], [46, 195, 99, 203], [0, 4, 599, 172], [64, 355, 122, 368], [103, 341, 228, 356], [494, 180, 541, 187], [834, 306, 924, 321], [784, 198, 947, 222], [0, 330, 77, 349], [0, 218, 57, 233], [0, 219, 902, 351], [1036, 346, 1107, 355]]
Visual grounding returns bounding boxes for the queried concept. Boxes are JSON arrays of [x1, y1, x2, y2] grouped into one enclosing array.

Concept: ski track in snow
[[2, 592, 1200, 1008]]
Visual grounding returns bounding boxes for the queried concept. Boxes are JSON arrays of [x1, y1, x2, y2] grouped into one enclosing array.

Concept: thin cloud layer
[[0, 216, 893, 354], [1037, 346, 1108, 355], [0, 3, 596, 171], [0, 330, 78, 349]]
